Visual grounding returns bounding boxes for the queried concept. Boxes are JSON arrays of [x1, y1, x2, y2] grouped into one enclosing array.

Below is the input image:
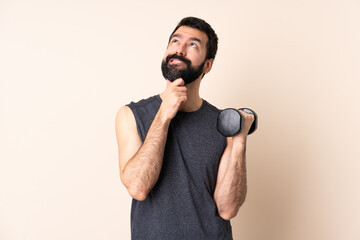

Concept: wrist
[[230, 135, 247, 152], [156, 107, 172, 126], [226, 136, 246, 164]]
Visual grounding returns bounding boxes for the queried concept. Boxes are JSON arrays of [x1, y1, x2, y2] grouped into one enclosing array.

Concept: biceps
[[115, 106, 142, 173]]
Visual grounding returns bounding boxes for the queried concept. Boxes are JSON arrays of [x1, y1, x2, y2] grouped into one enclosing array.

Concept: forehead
[[171, 26, 208, 45]]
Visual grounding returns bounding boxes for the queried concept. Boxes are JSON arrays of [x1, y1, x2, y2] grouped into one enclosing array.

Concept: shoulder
[[127, 95, 161, 111], [116, 95, 160, 121], [202, 99, 222, 115], [117, 95, 162, 142], [115, 105, 135, 130]]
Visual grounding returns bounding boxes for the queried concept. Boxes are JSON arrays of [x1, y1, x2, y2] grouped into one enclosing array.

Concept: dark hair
[[169, 17, 218, 60]]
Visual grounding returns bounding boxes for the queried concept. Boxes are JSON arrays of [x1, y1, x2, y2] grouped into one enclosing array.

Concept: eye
[[189, 42, 198, 48], [171, 39, 179, 44]]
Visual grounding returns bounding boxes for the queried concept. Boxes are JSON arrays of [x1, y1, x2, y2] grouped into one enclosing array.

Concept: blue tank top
[[127, 95, 232, 240]]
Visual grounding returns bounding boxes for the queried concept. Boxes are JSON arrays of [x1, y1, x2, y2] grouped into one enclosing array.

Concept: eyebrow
[[171, 34, 202, 45]]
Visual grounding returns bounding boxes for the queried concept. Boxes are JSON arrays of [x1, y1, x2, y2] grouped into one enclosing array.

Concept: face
[[161, 26, 212, 84]]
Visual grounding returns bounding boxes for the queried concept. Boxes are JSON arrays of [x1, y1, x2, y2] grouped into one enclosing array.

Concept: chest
[[164, 113, 226, 189]]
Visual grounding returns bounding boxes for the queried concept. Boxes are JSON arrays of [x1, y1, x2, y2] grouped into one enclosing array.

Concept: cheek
[[163, 48, 173, 59], [191, 56, 204, 66], [162, 52, 169, 62]]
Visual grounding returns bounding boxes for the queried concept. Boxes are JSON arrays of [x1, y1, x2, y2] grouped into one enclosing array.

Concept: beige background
[[1, 0, 359, 239]]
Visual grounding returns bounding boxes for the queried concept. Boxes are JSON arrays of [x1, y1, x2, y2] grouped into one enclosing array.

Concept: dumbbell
[[217, 108, 258, 137]]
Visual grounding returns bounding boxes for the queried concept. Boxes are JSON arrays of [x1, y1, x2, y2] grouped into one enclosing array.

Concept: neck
[[160, 78, 203, 113], [179, 81, 203, 112]]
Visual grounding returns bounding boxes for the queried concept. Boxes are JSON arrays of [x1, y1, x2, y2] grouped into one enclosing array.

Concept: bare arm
[[115, 79, 187, 201], [213, 110, 254, 220], [116, 106, 170, 201]]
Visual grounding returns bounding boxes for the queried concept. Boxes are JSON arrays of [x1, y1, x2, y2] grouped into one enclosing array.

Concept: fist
[[238, 109, 255, 136], [159, 78, 187, 121]]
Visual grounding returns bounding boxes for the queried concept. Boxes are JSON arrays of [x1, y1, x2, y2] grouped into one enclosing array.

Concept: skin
[[115, 26, 254, 220]]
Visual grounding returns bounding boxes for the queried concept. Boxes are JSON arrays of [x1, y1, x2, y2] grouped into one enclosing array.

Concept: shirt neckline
[[155, 94, 207, 115]]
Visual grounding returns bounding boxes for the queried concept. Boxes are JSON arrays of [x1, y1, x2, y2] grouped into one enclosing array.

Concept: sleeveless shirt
[[127, 95, 232, 240]]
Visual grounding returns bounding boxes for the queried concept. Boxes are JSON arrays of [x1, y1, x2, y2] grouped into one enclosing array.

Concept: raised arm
[[115, 79, 187, 201], [213, 110, 254, 220]]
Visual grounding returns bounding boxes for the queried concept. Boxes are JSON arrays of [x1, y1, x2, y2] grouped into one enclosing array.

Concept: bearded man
[[115, 17, 254, 240]]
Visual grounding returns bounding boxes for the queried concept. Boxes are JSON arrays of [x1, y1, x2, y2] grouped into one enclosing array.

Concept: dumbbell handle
[[217, 108, 258, 137]]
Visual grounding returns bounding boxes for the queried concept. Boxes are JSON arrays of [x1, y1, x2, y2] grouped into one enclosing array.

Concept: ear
[[203, 59, 214, 74]]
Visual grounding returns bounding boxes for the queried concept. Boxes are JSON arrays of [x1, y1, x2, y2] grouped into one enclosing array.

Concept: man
[[115, 17, 254, 239]]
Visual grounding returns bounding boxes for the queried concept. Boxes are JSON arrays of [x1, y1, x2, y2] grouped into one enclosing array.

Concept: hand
[[159, 78, 187, 121], [237, 110, 255, 137]]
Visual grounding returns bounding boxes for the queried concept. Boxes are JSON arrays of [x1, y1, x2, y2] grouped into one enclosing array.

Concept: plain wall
[[1, 0, 359, 239]]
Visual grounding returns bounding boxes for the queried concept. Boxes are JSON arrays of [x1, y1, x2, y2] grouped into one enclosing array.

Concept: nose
[[175, 43, 186, 56]]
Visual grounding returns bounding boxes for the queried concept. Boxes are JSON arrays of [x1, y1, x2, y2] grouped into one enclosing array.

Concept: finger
[[179, 95, 187, 103], [238, 110, 254, 122], [238, 110, 251, 117], [172, 78, 185, 86], [177, 91, 187, 96], [175, 86, 187, 92], [238, 110, 245, 116]]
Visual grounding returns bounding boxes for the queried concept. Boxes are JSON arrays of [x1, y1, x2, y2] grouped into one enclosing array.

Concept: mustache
[[165, 54, 192, 66]]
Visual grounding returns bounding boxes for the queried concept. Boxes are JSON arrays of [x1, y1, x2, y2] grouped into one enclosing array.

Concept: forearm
[[121, 110, 170, 201], [214, 137, 247, 220]]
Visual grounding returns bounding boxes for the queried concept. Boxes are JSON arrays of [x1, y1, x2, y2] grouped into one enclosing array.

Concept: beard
[[161, 54, 206, 85]]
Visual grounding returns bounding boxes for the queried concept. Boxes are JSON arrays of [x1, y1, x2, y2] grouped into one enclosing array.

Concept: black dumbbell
[[217, 108, 258, 137]]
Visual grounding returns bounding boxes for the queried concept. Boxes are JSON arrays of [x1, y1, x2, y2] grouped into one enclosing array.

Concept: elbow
[[127, 185, 148, 201], [218, 209, 238, 221], [130, 191, 148, 201], [120, 173, 148, 201], [217, 197, 246, 220]]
